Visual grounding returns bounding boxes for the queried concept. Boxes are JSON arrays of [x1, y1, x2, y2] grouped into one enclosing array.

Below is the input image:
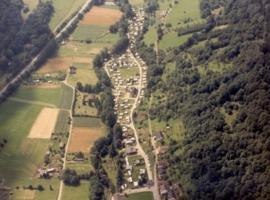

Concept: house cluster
[[106, 9, 150, 191], [155, 147, 183, 200], [128, 8, 145, 52]]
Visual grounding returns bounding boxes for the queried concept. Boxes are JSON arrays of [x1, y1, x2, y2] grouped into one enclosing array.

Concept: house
[[153, 131, 164, 142], [126, 146, 137, 155], [112, 193, 126, 200], [69, 66, 77, 74], [160, 184, 168, 196]]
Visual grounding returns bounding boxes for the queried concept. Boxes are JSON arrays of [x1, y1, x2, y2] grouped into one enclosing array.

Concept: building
[[153, 131, 164, 142], [126, 146, 137, 155]]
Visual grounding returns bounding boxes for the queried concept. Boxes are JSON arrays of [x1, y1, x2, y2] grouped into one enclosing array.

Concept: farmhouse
[[69, 66, 77, 74], [153, 131, 164, 142]]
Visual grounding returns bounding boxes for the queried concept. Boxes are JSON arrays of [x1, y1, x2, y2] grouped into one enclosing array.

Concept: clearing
[[126, 192, 154, 200], [28, 107, 59, 139]]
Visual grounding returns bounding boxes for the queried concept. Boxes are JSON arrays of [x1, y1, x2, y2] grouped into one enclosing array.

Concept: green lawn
[[49, 0, 86, 30], [66, 162, 92, 174], [119, 67, 140, 79], [126, 192, 154, 200], [129, 0, 145, 7], [62, 181, 89, 200], [22, 0, 39, 15]]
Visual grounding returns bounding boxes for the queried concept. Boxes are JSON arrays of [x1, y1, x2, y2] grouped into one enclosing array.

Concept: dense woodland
[[139, 0, 270, 199], [0, 0, 54, 77]]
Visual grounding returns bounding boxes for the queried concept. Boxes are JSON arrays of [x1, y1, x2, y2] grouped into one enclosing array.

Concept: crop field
[[62, 181, 89, 200], [68, 127, 105, 153], [80, 6, 122, 26], [73, 116, 104, 127], [126, 192, 154, 200], [49, 0, 86, 30], [11, 84, 73, 109], [28, 108, 59, 139], [68, 63, 98, 87], [0, 100, 45, 185], [54, 110, 70, 133]]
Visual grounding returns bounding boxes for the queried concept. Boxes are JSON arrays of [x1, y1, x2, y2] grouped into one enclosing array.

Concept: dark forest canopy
[[0, 0, 54, 76], [139, 0, 270, 199]]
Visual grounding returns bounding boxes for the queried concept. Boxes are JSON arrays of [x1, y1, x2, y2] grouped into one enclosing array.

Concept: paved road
[[0, 0, 92, 99]]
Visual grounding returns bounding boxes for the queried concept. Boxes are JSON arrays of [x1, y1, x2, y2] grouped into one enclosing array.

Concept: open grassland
[[159, 32, 193, 50], [66, 162, 92, 174], [167, 0, 204, 28], [11, 84, 73, 109], [68, 63, 98, 87], [62, 181, 89, 200], [11, 177, 60, 200], [103, 157, 117, 187], [143, 26, 157, 46], [71, 25, 109, 41], [126, 192, 154, 200], [119, 67, 140, 79], [49, 0, 86, 30], [22, 0, 39, 14]]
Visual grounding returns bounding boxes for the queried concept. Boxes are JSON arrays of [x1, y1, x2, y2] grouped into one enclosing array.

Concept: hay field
[[28, 108, 59, 139]]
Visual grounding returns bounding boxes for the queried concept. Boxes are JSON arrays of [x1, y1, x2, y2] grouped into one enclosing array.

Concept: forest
[[0, 0, 54, 76], [138, 0, 270, 199]]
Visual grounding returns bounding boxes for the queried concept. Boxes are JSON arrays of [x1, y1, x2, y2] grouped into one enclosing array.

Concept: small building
[[153, 131, 164, 142], [69, 66, 77, 74], [126, 146, 137, 155]]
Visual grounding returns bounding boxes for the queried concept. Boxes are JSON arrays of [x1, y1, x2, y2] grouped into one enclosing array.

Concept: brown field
[[68, 127, 104, 153], [28, 108, 59, 139], [38, 57, 91, 73], [80, 6, 122, 25]]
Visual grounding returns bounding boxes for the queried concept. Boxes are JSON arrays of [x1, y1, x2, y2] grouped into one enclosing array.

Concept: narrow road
[[57, 72, 75, 200], [0, 0, 92, 99], [128, 50, 153, 181]]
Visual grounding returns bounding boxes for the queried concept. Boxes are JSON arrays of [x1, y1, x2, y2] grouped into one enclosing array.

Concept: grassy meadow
[[126, 192, 154, 200]]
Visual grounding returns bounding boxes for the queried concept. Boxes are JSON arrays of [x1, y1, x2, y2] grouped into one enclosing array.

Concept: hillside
[[138, 0, 270, 199]]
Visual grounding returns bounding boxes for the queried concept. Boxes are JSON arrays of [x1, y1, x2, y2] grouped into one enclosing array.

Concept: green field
[[71, 25, 109, 41], [0, 100, 44, 185], [68, 63, 98, 87], [159, 32, 193, 50], [23, 0, 39, 15], [129, 0, 145, 7], [11, 84, 73, 109], [54, 110, 70, 133], [73, 116, 104, 127], [166, 0, 203, 28], [126, 192, 154, 200], [62, 181, 89, 200], [143, 26, 157, 46], [49, 0, 86, 30]]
